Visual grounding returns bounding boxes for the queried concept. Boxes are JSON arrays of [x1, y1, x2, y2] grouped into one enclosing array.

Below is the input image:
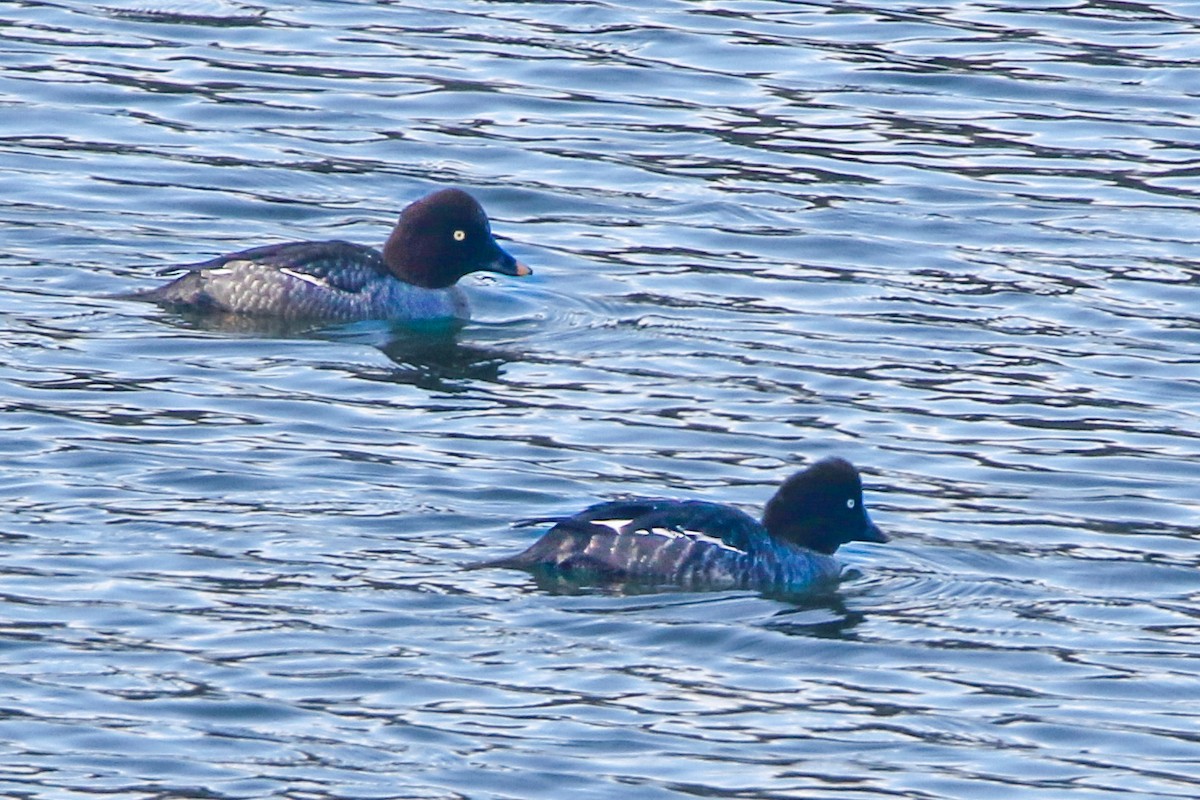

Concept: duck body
[[498, 499, 846, 590], [142, 240, 469, 322], [484, 457, 887, 592], [135, 189, 529, 323]]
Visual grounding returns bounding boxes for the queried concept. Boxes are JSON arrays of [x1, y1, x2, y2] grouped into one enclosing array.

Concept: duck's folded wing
[[618, 501, 764, 551], [483, 519, 704, 579], [161, 241, 387, 294], [496, 500, 764, 580], [517, 499, 763, 550]]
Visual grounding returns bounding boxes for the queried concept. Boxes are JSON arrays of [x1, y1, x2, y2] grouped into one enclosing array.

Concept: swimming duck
[[483, 457, 887, 591], [135, 188, 531, 322]]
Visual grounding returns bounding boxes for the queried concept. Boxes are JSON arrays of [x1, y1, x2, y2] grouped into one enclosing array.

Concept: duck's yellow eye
[[453, 229, 466, 242]]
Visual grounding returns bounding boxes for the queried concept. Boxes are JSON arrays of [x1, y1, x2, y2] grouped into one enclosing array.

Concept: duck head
[[382, 188, 531, 289], [762, 457, 887, 555]]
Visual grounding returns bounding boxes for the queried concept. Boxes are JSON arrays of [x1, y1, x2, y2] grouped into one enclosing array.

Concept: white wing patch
[[648, 528, 745, 554], [590, 519, 745, 554], [207, 258, 261, 276], [280, 267, 330, 288], [590, 519, 633, 534]]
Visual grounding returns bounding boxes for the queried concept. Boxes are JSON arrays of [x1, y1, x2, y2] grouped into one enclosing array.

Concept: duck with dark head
[[480, 457, 887, 592], [134, 188, 531, 323]]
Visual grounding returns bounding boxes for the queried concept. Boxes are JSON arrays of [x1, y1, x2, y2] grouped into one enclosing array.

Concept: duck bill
[[856, 513, 888, 544], [487, 247, 532, 278]]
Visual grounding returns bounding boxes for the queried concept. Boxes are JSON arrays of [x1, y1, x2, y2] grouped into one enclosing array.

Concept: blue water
[[2, 1, 1199, 797]]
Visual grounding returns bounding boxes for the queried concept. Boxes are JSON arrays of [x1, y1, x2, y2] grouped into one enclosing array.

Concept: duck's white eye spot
[[453, 229, 466, 242], [846, 498, 856, 509]]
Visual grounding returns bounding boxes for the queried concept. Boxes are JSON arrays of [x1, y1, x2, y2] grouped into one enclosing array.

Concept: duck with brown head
[[134, 188, 531, 323]]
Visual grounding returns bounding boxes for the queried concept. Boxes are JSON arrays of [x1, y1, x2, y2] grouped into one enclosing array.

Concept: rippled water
[[2, 1, 1199, 797]]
